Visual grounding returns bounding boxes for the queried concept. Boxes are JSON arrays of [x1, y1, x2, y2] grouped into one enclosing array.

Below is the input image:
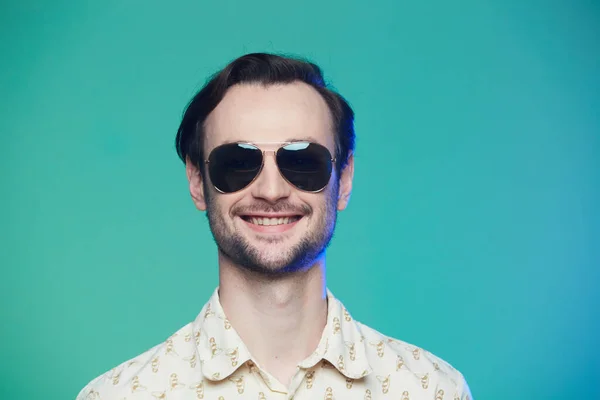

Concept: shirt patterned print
[[77, 288, 472, 399]]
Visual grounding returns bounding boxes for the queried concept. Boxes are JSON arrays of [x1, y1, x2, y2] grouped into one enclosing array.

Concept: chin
[[253, 249, 294, 268], [240, 247, 310, 275]]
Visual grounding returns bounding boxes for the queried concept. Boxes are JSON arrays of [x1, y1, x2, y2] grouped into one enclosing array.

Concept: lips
[[242, 216, 301, 226], [239, 214, 304, 233]]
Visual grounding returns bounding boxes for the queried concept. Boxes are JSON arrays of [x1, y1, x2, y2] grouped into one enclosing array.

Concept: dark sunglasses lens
[[277, 142, 333, 191], [208, 143, 263, 193]]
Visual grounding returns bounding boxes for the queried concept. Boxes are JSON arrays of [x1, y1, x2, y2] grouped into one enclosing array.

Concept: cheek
[[326, 180, 340, 209], [210, 193, 247, 220], [304, 188, 338, 218], [206, 192, 226, 215]]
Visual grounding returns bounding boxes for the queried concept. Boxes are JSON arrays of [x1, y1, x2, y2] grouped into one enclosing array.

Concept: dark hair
[[175, 53, 355, 175]]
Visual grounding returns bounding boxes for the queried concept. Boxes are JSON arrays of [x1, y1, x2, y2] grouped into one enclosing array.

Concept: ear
[[186, 157, 207, 211], [337, 152, 354, 211]]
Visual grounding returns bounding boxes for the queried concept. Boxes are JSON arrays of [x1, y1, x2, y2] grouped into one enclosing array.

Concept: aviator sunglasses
[[205, 141, 336, 193]]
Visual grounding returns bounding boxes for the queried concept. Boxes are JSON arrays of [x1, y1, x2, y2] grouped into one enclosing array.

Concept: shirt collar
[[193, 287, 373, 382], [193, 288, 253, 382], [298, 289, 373, 379]]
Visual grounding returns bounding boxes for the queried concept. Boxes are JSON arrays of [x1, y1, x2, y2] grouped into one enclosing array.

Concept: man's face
[[186, 82, 353, 275]]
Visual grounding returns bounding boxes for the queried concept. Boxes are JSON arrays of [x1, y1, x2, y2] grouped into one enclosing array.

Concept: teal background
[[1, 1, 598, 399]]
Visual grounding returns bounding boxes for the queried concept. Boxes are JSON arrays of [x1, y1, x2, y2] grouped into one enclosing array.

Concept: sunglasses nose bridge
[[250, 150, 291, 200], [260, 149, 280, 170]]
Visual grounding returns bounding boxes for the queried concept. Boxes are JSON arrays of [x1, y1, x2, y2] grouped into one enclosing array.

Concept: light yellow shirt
[[77, 288, 472, 399]]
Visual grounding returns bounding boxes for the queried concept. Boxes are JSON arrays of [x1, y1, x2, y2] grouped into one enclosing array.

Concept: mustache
[[233, 201, 312, 215]]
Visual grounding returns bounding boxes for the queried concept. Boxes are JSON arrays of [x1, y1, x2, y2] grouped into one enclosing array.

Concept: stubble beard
[[204, 182, 339, 277]]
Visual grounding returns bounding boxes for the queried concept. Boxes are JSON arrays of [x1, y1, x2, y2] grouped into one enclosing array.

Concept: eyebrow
[[285, 136, 320, 143], [217, 137, 322, 145]]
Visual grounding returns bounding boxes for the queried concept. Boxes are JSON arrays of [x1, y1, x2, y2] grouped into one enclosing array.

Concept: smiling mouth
[[240, 216, 302, 226]]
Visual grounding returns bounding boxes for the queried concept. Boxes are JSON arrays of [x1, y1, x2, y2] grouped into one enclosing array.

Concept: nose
[[250, 151, 291, 203]]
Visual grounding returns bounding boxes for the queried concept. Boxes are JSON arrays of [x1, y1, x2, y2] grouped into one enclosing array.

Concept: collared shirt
[[77, 288, 472, 399]]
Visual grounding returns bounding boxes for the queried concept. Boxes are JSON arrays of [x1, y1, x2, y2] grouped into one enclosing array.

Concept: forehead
[[204, 82, 335, 152]]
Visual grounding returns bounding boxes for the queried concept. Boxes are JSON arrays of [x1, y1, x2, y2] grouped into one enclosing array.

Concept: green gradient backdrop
[[1, 1, 598, 399]]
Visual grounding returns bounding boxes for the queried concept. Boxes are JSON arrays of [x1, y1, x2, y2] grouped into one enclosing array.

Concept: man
[[77, 53, 472, 399]]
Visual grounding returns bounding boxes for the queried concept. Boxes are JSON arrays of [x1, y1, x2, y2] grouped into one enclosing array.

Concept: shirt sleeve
[[458, 373, 473, 400]]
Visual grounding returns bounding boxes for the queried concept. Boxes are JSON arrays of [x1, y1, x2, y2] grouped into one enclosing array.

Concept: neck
[[217, 253, 328, 386]]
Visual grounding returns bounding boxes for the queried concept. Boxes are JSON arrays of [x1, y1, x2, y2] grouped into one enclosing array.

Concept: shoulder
[[76, 322, 198, 400], [357, 321, 471, 397]]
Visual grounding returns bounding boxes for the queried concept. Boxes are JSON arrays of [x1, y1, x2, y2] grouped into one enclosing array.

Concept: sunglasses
[[205, 141, 336, 193]]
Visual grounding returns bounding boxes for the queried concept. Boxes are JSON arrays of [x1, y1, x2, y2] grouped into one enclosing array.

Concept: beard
[[204, 181, 339, 276]]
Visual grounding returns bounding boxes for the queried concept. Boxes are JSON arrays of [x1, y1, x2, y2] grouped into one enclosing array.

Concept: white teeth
[[249, 217, 295, 226]]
